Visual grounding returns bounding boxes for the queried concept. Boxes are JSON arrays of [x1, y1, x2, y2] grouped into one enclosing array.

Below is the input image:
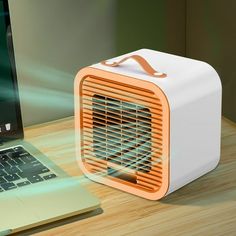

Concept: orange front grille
[[80, 76, 167, 193]]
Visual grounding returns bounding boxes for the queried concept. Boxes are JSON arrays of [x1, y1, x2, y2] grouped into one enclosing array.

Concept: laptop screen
[[0, 0, 23, 142]]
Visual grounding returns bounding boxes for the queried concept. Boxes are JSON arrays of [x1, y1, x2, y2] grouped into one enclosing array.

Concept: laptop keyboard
[[0, 146, 57, 192]]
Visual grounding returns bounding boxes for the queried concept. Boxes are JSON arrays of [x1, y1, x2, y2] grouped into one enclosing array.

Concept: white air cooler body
[[75, 49, 222, 199]]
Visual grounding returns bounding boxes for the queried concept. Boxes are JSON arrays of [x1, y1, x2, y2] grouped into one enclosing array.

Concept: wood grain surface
[[19, 117, 236, 236]]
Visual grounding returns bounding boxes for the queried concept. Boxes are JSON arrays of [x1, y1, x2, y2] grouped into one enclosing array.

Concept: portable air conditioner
[[74, 49, 222, 200]]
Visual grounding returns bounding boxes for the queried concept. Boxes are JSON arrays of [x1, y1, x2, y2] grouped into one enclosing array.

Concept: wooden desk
[[22, 117, 236, 236]]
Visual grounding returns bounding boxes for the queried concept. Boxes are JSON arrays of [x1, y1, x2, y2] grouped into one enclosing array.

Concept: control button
[[5, 123, 11, 131]]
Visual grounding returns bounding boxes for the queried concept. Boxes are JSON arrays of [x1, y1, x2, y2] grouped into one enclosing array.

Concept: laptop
[[0, 1, 100, 234]]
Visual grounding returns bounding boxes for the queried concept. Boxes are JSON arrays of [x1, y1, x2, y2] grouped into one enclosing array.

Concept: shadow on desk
[[13, 208, 103, 236], [161, 119, 236, 206], [161, 160, 236, 206]]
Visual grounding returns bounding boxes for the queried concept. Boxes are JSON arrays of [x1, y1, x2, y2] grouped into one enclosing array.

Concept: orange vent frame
[[75, 67, 170, 200]]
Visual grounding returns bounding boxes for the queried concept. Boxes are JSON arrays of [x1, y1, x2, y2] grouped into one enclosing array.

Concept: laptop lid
[[0, 0, 23, 143]]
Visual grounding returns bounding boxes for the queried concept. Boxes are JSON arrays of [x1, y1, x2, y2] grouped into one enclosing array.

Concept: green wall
[[117, 0, 186, 56], [186, 0, 236, 122], [8, 0, 236, 124], [117, 0, 236, 123]]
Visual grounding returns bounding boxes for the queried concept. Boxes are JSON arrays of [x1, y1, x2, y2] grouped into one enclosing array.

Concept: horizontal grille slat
[[137, 171, 162, 180], [84, 147, 153, 166], [85, 111, 160, 130], [82, 155, 107, 165], [84, 158, 107, 169], [84, 105, 162, 124], [80, 76, 166, 192], [84, 77, 158, 101], [137, 175, 162, 185], [83, 134, 162, 152], [83, 151, 160, 174], [82, 118, 163, 138], [84, 120, 162, 136], [82, 90, 163, 111], [84, 148, 155, 168], [83, 96, 163, 118], [82, 105, 163, 126], [84, 138, 162, 155], [84, 163, 107, 173], [83, 81, 162, 106], [87, 140, 162, 158], [137, 180, 160, 190], [83, 141, 163, 159], [83, 96, 160, 116], [83, 127, 163, 147]]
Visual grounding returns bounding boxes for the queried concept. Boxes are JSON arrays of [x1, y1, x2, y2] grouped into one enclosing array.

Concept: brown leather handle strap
[[101, 55, 167, 78]]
